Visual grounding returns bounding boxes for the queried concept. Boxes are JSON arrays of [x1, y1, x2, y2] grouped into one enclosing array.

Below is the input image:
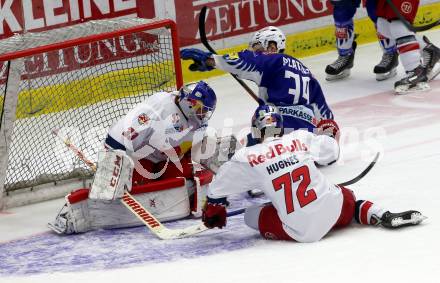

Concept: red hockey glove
[[317, 119, 340, 141], [202, 197, 227, 229]]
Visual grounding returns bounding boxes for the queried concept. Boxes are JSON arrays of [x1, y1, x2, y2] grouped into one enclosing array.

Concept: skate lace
[[378, 52, 393, 67], [330, 55, 350, 69], [403, 66, 424, 81], [422, 47, 432, 68], [404, 69, 417, 79]]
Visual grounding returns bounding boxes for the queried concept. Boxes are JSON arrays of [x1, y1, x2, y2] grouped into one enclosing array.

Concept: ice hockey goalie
[[48, 81, 230, 234]]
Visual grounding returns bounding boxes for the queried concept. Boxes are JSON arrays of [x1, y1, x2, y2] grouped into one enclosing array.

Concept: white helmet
[[250, 26, 286, 53]]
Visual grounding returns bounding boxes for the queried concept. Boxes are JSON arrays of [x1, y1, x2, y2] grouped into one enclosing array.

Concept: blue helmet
[[251, 104, 284, 141], [178, 81, 217, 126]]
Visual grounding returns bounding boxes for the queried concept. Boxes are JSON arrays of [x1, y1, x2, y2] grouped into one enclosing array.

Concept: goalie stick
[[385, 0, 440, 32], [227, 151, 381, 217], [199, 6, 259, 103], [52, 129, 208, 240]]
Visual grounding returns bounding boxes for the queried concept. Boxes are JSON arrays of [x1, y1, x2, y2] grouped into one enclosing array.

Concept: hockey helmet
[[250, 26, 286, 53], [251, 104, 284, 141], [178, 81, 217, 125]]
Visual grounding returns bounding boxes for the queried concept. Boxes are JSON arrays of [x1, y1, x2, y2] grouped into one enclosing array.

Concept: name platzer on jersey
[[282, 57, 310, 74]]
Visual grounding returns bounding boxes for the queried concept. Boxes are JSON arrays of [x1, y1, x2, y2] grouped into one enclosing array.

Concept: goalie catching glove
[[202, 196, 228, 229], [192, 134, 238, 173]]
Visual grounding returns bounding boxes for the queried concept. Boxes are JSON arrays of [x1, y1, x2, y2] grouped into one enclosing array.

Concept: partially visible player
[[202, 105, 426, 242], [376, 0, 440, 93], [326, 0, 399, 81], [49, 81, 218, 234]]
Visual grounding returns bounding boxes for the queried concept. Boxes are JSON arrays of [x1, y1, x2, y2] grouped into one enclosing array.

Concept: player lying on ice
[[181, 26, 339, 195], [202, 104, 426, 242], [49, 81, 224, 234]]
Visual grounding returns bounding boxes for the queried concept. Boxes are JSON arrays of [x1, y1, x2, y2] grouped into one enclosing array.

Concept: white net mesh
[[0, 18, 180, 192]]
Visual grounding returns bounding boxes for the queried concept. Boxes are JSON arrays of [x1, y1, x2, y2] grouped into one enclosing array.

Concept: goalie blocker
[[48, 149, 214, 234]]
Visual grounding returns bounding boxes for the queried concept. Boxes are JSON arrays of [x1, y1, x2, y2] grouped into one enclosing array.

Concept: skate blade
[[325, 69, 351, 81], [395, 82, 430, 95], [427, 62, 440, 82], [376, 69, 397, 81], [391, 213, 427, 228], [248, 189, 264, 198]]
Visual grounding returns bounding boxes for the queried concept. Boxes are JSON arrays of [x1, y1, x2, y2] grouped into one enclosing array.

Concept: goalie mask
[[251, 104, 284, 142], [250, 26, 286, 53], [178, 81, 217, 126]]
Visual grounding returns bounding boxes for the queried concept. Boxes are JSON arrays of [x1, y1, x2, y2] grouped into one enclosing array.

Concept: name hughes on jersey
[[266, 155, 299, 175], [247, 139, 308, 167]]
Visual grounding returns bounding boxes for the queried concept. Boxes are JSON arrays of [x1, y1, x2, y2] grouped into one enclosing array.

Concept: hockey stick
[[52, 129, 208, 240], [337, 151, 380, 186], [198, 6, 259, 103], [385, 0, 440, 32], [227, 151, 381, 216]]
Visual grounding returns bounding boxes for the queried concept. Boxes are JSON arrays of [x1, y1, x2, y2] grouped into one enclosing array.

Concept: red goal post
[[0, 18, 183, 210]]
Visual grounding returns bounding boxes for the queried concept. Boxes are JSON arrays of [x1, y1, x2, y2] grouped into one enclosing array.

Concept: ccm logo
[[109, 155, 122, 187]]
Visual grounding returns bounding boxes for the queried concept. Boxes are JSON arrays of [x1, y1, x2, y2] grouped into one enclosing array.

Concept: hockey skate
[[325, 41, 357, 81], [422, 36, 440, 82], [374, 51, 398, 81], [394, 65, 429, 94], [373, 210, 427, 229]]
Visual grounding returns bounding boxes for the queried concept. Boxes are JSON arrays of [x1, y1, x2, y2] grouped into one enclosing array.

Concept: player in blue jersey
[[181, 26, 338, 139], [181, 26, 339, 196]]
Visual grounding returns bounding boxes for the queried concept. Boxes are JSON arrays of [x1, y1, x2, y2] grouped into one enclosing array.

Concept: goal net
[[0, 18, 183, 209]]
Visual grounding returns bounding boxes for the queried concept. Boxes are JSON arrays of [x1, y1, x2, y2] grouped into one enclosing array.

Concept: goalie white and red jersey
[[208, 130, 342, 242], [106, 91, 206, 164]]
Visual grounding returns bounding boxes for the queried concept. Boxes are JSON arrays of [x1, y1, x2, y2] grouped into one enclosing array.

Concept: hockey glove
[[180, 48, 214, 72], [202, 197, 227, 229], [316, 119, 340, 141]]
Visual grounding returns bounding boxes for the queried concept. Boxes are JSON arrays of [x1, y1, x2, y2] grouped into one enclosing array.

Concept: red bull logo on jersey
[[247, 139, 308, 167]]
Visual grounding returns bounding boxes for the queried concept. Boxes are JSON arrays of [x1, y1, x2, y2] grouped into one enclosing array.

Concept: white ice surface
[[1, 30, 440, 283]]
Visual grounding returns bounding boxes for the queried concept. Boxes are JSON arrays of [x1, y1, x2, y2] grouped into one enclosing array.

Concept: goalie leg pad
[[191, 170, 214, 217], [49, 179, 192, 234], [88, 178, 191, 230], [48, 189, 91, 234], [89, 149, 134, 201]]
